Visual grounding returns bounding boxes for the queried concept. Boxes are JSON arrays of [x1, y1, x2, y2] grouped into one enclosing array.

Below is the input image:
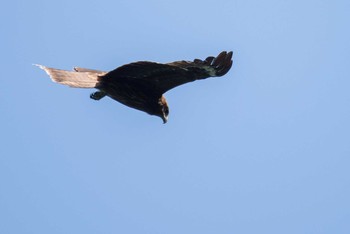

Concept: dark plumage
[[36, 51, 233, 123]]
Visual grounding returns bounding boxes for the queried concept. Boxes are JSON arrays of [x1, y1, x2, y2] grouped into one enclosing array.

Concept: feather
[[35, 64, 102, 88]]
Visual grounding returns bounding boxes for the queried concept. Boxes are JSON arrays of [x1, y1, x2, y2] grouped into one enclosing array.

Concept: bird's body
[[36, 51, 233, 123]]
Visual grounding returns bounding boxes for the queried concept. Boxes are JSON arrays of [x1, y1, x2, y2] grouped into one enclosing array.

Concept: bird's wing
[[102, 51, 233, 94]]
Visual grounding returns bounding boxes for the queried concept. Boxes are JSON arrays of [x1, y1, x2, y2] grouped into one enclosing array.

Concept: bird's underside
[[36, 51, 233, 123]]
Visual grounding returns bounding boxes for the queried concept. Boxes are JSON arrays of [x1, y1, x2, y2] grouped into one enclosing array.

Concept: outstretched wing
[[102, 51, 233, 95]]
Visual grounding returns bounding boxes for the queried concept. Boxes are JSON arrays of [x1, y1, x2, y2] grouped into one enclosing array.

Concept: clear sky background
[[1, 0, 349, 233]]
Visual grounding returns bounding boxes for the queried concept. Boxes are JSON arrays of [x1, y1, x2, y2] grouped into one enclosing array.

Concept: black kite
[[36, 51, 233, 123]]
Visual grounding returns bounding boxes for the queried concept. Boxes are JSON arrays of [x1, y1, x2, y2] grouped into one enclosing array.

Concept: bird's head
[[157, 96, 169, 124]]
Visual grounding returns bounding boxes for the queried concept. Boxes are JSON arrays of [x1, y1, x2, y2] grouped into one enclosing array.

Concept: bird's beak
[[162, 116, 168, 124]]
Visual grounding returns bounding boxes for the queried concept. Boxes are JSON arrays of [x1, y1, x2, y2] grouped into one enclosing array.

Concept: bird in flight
[[36, 51, 233, 123]]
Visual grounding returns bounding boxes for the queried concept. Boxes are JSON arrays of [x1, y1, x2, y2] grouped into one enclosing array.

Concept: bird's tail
[[35, 64, 106, 88]]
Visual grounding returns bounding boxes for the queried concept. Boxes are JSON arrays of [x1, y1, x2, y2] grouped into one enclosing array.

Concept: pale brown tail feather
[[73, 67, 106, 74], [35, 64, 106, 88]]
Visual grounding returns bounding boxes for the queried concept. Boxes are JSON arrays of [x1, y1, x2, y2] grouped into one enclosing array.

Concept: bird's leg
[[90, 91, 106, 100]]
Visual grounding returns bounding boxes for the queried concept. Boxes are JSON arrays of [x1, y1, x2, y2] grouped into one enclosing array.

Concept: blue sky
[[1, 0, 350, 233]]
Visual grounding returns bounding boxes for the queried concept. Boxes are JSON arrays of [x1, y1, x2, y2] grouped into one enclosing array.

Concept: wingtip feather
[[209, 51, 233, 76]]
